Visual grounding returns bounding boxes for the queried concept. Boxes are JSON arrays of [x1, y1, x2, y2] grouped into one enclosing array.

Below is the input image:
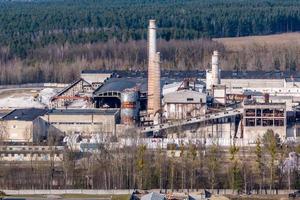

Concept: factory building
[[80, 70, 112, 88], [243, 102, 286, 141], [50, 78, 94, 108], [212, 85, 226, 105], [93, 77, 147, 109], [0, 108, 48, 143], [43, 109, 119, 137], [163, 90, 206, 120], [2, 19, 300, 150]]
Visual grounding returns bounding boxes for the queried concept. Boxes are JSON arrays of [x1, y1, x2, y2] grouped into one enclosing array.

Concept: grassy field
[[213, 32, 300, 50]]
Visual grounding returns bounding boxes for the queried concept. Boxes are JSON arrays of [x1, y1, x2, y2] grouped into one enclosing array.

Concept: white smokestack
[[147, 20, 161, 119], [148, 20, 157, 63], [211, 50, 220, 86]]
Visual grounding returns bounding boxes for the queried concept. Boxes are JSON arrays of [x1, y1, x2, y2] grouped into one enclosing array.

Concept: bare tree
[[262, 130, 280, 192], [206, 142, 220, 192]]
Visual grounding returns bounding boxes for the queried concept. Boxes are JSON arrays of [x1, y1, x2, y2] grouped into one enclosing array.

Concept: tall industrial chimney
[[211, 50, 220, 86], [147, 20, 161, 120]]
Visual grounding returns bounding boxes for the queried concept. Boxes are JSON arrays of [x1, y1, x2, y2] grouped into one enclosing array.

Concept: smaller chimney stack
[[211, 50, 220, 86]]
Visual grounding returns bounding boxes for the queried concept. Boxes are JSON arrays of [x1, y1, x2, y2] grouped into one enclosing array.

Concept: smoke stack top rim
[[149, 19, 156, 29]]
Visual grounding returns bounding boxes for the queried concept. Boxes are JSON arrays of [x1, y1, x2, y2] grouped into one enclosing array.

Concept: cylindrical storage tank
[[121, 90, 140, 125]]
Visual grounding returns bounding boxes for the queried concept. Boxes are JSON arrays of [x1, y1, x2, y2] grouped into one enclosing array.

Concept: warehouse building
[[243, 102, 286, 141], [163, 90, 206, 120], [43, 109, 120, 137], [0, 108, 48, 143]]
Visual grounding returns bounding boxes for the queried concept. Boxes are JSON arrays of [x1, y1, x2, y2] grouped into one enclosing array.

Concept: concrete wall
[[2, 189, 295, 195], [243, 126, 286, 141], [0, 152, 63, 162], [81, 73, 112, 85], [164, 103, 206, 120], [2, 118, 47, 143], [43, 114, 116, 136], [2, 120, 33, 142], [187, 118, 237, 140], [221, 79, 285, 89]]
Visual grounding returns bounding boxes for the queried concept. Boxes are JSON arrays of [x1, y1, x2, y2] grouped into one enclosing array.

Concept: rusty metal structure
[[121, 89, 140, 125], [50, 78, 93, 108], [177, 78, 197, 91], [147, 20, 161, 121]]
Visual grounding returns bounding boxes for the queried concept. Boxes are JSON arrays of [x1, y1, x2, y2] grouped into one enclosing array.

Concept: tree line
[[0, 0, 300, 59], [0, 38, 299, 85], [0, 130, 299, 191]]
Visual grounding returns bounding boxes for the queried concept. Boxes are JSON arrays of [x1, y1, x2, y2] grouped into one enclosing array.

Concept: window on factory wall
[[256, 109, 261, 117], [245, 109, 255, 117], [262, 119, 274, 126], [246, 118, 255, 126], [263, 109, 274, 117], [12, 125, 17, 128], [274, 119, 284, 126], [256, 119, 261, 126], [274, 109, 284, 117]]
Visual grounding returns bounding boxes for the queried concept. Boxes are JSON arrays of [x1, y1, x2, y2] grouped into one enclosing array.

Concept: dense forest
[[0, 0, 300, 84], [0, 0, 300, 59]]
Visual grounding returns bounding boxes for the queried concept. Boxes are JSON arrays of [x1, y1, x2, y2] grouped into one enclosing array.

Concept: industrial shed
[[43, 109, 120, 137], [50, 78, 94, 108], [163, 90, 207, 120], [93, 77, 147, 109], [0, 108, 48, 143]]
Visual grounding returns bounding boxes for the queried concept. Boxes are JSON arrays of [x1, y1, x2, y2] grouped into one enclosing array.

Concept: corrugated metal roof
[[93, 77, 147, 95], [93, 77, 182, 96], [2, 108, 47, 121]]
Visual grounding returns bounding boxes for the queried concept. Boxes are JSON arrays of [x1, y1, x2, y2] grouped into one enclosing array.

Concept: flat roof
[[47, 109, 119, 115], [2, 108, 47, 121], [82, 69, 300, 80]]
